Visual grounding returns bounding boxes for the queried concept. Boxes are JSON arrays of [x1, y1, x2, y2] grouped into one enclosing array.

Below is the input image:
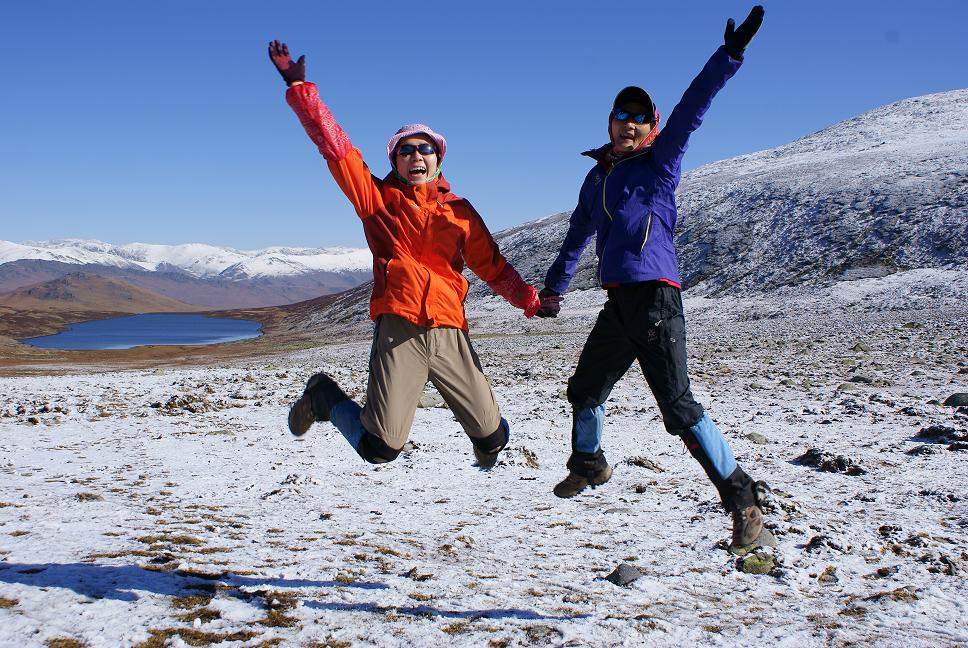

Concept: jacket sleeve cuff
[[487, 264, 540, 317], [285, 82, 352, 161]]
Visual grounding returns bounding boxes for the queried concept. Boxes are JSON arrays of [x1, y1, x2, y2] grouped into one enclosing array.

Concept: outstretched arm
[[269, 40, 382, 218], [651, 6, 764, 177]]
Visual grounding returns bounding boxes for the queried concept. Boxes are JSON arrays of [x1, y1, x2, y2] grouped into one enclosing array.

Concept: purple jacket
[[544, 47, 742, 293]]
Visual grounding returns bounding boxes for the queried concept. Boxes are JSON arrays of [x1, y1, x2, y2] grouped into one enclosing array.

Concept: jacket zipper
[[598, 149, 650, 282], [640, 212, 653, 252]]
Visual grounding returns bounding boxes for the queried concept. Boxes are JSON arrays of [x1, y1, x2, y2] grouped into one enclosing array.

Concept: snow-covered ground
[[2, 274, 967, 647]]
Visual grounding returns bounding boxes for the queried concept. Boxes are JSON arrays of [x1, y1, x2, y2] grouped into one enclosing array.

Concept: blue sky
[[3, 0, 966, 249]]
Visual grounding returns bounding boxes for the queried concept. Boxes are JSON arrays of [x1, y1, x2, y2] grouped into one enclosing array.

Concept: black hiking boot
[[473, 445, 501, 469], [287, 372, 350, 437], [553, 463, 613, 498]]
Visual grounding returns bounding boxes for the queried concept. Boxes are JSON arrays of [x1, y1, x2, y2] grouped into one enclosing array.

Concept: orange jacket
[[287, 83, 532, 330]]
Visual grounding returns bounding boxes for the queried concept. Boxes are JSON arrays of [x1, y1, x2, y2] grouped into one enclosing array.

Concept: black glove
[[535, 288, 562, 318], [268, 40, 306, 86], [724, 5, 765, 60]]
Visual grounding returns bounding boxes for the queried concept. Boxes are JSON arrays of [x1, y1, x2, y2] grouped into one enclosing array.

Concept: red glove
[[268, 40, 306, 86], [487, 265, 540, 318]]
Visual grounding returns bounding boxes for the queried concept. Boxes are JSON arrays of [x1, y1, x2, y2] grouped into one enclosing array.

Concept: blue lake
[[20, 313, 263, 350]]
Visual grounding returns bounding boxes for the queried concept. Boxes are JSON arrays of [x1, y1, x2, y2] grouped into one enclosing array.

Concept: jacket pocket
[[372, 257, 390, 299]]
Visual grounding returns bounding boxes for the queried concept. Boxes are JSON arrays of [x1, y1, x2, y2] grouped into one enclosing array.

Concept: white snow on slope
[[1, 273, 966, 647]]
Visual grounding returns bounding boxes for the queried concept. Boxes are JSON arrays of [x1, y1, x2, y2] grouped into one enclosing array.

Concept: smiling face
[[609, 101, 654, 155], [393, 135, 439, 185]]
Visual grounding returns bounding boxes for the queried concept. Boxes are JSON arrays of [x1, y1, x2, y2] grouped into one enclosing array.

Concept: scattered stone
[[943, 393, 968, 407], [794, 448, 866, 475], [852, 342, 872, 353], [738, 552, 775, 575], [868, 565, 900, 579], [818, 565, 839, 584], [804, 534, 847, 553], [915, 425, 968, 444], [605, 563, 643, 586], [626, 456, 664, 472], [849, 375, 875, 384], [404, 567, 433, 581], [836, 383, 858, 392], [746, 432, 769, 445], [729, 528, 778, 556], [417, 393, 445, 409], [906, 445, 942, 456]]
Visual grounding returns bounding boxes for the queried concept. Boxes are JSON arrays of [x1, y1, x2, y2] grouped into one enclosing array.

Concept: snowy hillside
[[0, 240, 371, 280], [470, 89, 968, 297], [1, 279, 966, 646]]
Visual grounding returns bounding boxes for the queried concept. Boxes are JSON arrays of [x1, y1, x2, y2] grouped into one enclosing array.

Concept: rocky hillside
[[0, 272, 201, 313], [471, 88, 968, 296]]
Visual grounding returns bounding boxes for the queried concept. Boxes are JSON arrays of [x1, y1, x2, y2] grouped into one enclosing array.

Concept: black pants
[[567, 282, 704, 430]]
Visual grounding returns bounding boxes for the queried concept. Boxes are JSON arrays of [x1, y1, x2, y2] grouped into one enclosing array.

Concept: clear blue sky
[[3, 0, 966, 249]]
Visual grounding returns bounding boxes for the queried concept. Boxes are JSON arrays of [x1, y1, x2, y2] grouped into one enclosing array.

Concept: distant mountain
[[278, 89, 968, 339], [0, 241, 373, 308], [0, 272, 201, 313]]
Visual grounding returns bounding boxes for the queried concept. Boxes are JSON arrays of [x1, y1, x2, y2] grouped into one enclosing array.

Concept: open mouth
[[408, 167, 427, 176]]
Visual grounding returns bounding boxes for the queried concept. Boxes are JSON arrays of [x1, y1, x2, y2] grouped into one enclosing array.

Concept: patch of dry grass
[[175, 607, 221, 623], [0, 596, 18, 608], [45, 639, 87, 648], [132, 628, 259, 648]]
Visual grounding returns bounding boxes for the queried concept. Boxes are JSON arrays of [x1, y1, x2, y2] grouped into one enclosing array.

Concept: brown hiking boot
[[287, 372, 348, 437], [553, 464, 613, 498], [731, 504, 764, 548], [288, 392, 315, 437]]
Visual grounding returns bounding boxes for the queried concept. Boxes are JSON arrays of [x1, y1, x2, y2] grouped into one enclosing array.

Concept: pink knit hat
[[386, 123, 447, 166]]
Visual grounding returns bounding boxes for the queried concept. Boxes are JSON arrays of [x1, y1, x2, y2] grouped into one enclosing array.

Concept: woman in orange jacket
[[270, 41, 539, 468]]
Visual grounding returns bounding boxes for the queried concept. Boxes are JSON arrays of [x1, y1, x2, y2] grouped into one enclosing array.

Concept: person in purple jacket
[[536, 6, 768, 548]]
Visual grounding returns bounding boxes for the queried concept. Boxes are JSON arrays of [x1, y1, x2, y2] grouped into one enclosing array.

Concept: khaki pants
[[359, 314, 502, 450]]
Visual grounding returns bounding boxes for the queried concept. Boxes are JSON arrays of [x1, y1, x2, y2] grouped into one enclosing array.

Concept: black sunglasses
[[611, 109, 652, 124], [397, 143, 436, 156]]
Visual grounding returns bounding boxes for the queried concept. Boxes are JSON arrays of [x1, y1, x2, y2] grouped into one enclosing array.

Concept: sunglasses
[[397, 143, 437, 156], [611, 109, 652, 124]]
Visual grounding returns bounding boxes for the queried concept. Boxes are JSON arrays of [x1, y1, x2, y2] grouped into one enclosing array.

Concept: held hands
[[724, 5, 765, 60], [535, 288, 562, 318], [268, 40, 306, 86]]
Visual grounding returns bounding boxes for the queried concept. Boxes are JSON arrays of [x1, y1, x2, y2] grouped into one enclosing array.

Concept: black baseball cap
[[612, 86, 655, 117]]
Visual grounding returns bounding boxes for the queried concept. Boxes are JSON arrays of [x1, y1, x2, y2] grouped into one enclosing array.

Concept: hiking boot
[[731, 504, 764, 548], [553, 464, 613, 498], [473, 445, 501, 469], [287, 372, 349, 436]]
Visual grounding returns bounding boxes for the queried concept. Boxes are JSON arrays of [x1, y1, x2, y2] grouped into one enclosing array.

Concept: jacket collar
[[384, 172, 457, 204]]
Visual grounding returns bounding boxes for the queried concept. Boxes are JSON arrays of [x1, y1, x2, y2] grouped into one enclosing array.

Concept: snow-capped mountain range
[[0, 240, 371, 279], [0, 241, 374, 309]]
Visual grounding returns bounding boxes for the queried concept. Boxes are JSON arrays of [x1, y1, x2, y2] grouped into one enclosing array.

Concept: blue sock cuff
[[574, 404, 605, 454], [330, 399, 365, 450], [689, 414, 737, 480]]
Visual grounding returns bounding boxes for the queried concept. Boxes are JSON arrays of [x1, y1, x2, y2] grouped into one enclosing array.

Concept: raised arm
[[269, 40, 383, 219], [650, 6, 764, 177]]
